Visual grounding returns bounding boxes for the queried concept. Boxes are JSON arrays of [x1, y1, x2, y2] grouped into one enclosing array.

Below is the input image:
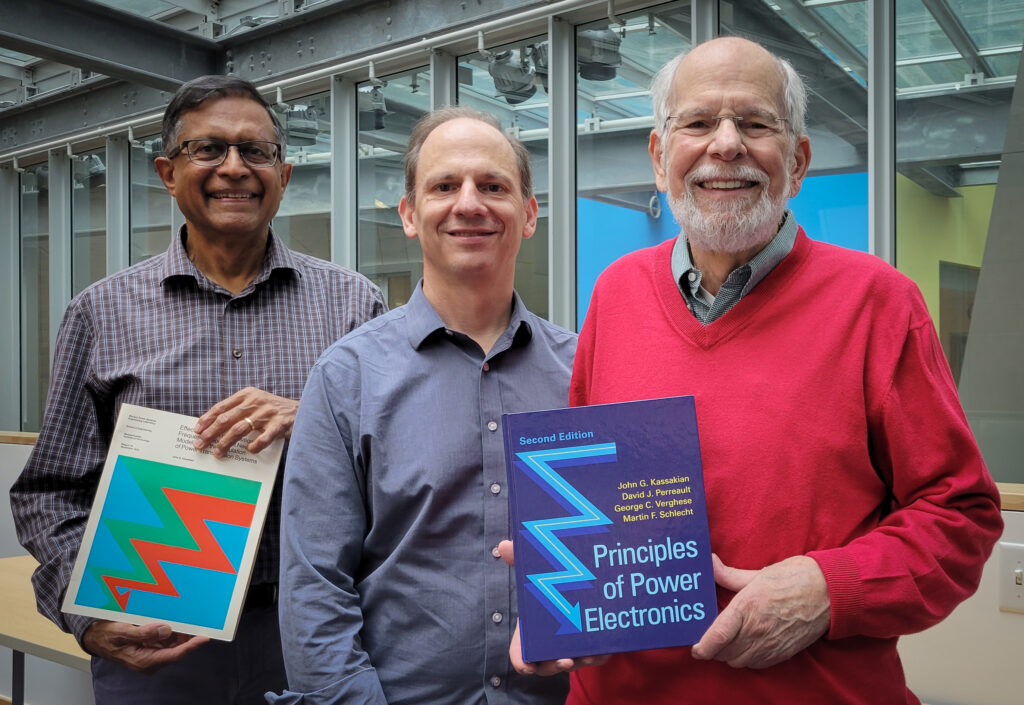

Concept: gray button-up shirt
[[671, 210, 798, 323], [276, 283, 575, 705]]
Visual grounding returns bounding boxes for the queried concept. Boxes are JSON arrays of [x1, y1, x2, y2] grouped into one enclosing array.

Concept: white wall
[[1, 442, 94, 705], [901, 508, 1024, 705]]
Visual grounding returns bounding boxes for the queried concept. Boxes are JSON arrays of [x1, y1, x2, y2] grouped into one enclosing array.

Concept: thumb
[[712, 553, 758, 593], [498, 540, 515, 567]]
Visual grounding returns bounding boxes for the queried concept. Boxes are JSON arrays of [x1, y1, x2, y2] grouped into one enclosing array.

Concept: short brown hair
[[403, 106, 533, 205]]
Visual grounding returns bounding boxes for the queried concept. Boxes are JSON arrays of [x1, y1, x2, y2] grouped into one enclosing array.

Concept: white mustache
[[685, 165, 768, 188]]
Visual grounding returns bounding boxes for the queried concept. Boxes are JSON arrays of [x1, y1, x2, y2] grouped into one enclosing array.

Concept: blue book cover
[[503, 395, 716, 662]]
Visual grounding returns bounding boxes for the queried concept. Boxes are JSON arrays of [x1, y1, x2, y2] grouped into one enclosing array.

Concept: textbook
[[503, 396, 716, 662], [62, 404, 283, 640]]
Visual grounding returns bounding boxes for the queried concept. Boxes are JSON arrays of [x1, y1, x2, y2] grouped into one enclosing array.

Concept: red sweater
[[567, 232, 1002, 705]]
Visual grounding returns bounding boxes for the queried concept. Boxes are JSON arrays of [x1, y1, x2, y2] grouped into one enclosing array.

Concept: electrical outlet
[[998, 541, 1024, 615]]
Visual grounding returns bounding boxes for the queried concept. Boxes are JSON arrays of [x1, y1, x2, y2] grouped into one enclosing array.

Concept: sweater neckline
[[653, 229, 812, 348]]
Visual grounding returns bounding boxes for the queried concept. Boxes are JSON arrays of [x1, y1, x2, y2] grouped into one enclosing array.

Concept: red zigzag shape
[[103, 488, 257, 610]]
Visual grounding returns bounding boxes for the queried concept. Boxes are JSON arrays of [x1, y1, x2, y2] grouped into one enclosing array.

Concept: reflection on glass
[[73, 148, 107, 295], [894, 0, 1024, 482], [130, 135, 172, 264], [576, 2, 692, 328], [459, 37, 549, 318], [20, 164, 49, 431], [275, 91, 332, 260], [357, 68, 430, 309]]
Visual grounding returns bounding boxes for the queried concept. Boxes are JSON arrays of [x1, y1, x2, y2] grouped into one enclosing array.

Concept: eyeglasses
[[167, 138, 282, 167], [664, 111, 789, 139]]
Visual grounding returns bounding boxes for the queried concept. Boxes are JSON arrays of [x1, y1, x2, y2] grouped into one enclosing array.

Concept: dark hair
[[403, 106, 533, 205], [161, 75, 284, 156]]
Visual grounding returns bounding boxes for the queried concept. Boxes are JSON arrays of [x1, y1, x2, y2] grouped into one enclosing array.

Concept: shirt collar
[[160, 226, 299, 289], [671, 209, 798, 297], [405, 280, 533, 351]]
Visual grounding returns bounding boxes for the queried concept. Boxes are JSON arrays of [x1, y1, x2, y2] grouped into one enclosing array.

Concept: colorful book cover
[[503, 395, 716, 662], [62, 404, 283, 641]]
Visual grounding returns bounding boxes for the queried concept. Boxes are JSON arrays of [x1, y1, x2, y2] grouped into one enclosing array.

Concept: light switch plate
[[998, 541, 1024, 615]]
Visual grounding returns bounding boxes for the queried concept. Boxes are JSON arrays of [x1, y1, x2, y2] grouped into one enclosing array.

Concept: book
[[503, 395, 716, 662], [62, 404, 283, 640]]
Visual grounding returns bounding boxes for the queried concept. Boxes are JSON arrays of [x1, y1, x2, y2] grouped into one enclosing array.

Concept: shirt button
[[491, 545, 501, 558], [491, 611, 503, 623], [490, 482, 501, 495], [687, 272, 697, 282], [490, 676, 502, 688], [482, 362, 490, 372], [232, 349, 242, 359], [487, 420, 498, 432]]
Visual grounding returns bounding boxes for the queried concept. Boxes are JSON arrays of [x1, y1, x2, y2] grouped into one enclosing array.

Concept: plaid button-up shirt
[[10, 228, 386, 642]]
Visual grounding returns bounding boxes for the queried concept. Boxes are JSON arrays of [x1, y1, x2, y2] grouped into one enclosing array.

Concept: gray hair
[[162, 74, 284, 156], [650, 42, 807, 144], [403, 106, 533, 205]]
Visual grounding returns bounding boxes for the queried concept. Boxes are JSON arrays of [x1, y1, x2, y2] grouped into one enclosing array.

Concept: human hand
[[193, 387, 298, 457], [691, 553, 830, 669], [82, 620, 209, 673], [498, 540, 611, 676]]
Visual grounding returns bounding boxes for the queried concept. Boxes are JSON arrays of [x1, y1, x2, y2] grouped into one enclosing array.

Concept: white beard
[[667, 164, 789, 254]]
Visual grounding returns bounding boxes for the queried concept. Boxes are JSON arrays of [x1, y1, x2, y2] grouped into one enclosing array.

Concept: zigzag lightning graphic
[[517, 443, 616, 632], [90, 456, 259, 612], [103, 489, 256, 609]]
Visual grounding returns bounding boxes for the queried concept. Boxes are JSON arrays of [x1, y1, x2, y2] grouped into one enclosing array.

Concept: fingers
[[693, 556, 830, 669], [691, 601, 744, 662], [498, 540, 515, 567], [508, 618, 609, 676], [193, 387, 297, 457], [82, 621, 209, 672], [711, 553, 759, 593]]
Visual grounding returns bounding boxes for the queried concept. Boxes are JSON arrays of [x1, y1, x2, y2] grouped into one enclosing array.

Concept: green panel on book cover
[[503, 396, 716, 662]]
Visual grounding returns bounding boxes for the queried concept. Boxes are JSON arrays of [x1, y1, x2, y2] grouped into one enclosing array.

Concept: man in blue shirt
[[273, 107, 575, 705]]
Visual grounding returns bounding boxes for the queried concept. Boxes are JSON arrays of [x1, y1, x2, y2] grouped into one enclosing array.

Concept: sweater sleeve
[[809, 313, 1003, 640]]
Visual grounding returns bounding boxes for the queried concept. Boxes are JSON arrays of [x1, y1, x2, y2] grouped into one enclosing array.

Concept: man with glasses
[[507, 37, 1001, 704], [11, 74, 385, 704]]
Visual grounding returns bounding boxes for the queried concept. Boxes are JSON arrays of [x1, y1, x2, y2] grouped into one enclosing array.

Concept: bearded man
[[508, 36, 1002, 705]]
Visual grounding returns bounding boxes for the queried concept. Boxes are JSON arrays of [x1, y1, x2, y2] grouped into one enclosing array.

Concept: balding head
[[650, 37, 807, 146]]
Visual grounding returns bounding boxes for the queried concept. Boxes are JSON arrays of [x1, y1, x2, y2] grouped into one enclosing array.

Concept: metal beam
[[0, 61, 30, 81], [0, 0, 223, 92], [897, 164, 962, 197], [0, 163, 19, 430], [547, 14, 575, 331], [332, 76, 358, 269], [919, 0, 996, 78], [48, 148, 72, 350], [772, 0, 868, 80], [429, 50, 458, 109], [164, 0, 217, 15], [868, 0, 895, 264], [691, 0, 717, 44], [106, 135, 131, 274]]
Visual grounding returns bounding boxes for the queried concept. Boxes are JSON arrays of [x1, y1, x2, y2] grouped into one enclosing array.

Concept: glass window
[[72, 148, 107, 294], [895, 0, 1024, 483], [20, 163, 49, 431], [576, 2, 692, 328], [357, 68, 430, 309], [275, 90, 332, 260], [459, 38, 550, 319], [727, 1, 870, 249], [130, 134, 173, 264]]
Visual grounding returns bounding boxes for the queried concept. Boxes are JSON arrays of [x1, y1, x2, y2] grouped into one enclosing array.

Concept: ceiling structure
[[0, 0, 1020, 194]]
